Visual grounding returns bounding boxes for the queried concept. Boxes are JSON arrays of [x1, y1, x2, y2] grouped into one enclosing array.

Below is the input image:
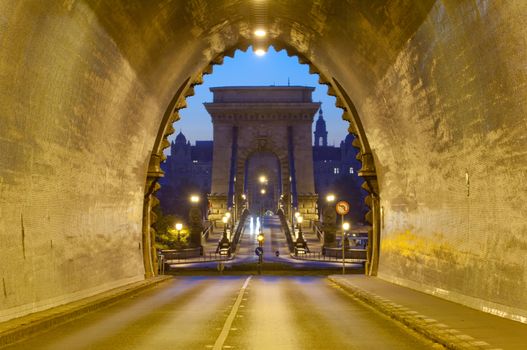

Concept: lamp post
[[296, 215, 304, 240], [294, 211, 300, 234], [260, 188, 266, 217], [342, 222, 350, 274], [225, 211, 231, 227], [222, 215, 229, 240], [175, 222, 183, 242]]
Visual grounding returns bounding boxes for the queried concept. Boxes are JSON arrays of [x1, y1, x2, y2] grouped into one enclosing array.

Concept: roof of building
[[175, 131, 187, 144]]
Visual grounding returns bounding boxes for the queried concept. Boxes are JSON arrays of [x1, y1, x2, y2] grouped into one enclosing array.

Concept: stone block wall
[[353, 1, 527, 321]]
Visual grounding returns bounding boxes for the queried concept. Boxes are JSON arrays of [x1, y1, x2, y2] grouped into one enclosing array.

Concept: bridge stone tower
[[205, 86, 320, 225]]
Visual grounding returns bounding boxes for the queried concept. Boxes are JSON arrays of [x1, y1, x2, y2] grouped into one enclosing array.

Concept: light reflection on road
[[249, 216, 261, 237]]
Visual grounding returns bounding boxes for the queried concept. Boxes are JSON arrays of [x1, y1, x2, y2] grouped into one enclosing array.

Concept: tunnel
[[0, 0, 526, 324]]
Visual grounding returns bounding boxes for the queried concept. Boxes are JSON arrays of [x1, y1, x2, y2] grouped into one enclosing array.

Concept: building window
[[349, 167, 354, 174], [333, 167, 339, 174]]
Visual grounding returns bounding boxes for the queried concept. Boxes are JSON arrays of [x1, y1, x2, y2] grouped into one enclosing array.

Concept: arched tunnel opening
[[1, 0, 526, 332], [148, 45, 379, 275]]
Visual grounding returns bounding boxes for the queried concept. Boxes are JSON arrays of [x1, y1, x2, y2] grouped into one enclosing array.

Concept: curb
[[0, 275, 172, 348], [328, 276, 502, 350]]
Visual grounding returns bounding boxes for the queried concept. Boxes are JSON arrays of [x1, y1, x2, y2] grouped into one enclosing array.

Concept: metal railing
[[313, 222, 324, 241], [291, 249, 368, 263], [158, 251, 232, 274], [231, 209, 249, 246], [201, 221, 213, 241], [277, 208, 294, 252]]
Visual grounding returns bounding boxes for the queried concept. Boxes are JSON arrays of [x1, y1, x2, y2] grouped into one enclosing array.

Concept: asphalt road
[[5, 276, 439, 350]]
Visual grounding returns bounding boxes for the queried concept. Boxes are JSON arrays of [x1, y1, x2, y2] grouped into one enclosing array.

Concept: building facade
[[158, 93, 367, 224]]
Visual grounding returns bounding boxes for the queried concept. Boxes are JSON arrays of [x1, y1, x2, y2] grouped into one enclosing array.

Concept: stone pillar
[[209, 123, 232, 223], [292, 123, 318, 225]]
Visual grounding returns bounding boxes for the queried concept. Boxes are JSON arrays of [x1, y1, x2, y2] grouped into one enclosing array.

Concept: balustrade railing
[[277, 208, 294, 252]]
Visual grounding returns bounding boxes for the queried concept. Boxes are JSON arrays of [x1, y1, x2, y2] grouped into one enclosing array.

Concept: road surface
[[5, 276, 439, 349]]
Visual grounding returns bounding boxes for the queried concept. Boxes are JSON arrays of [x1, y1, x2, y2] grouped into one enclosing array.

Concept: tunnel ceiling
[[83, 0, 436, 100]]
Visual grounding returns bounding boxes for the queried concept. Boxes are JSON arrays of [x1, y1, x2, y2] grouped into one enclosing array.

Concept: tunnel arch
[[145, 42, 381, 276]]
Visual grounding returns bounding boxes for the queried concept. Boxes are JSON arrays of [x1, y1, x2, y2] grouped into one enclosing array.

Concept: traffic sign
[[336, 201, 350, 215], [255, 247, 264, 256]]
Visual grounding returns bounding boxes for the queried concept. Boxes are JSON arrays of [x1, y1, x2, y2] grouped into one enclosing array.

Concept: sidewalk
[[0, 276, 172, 348], [329, 275, 527, 350]]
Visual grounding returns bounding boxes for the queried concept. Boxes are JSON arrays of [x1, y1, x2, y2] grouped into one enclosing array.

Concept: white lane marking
[[212, 276, 252, 350]]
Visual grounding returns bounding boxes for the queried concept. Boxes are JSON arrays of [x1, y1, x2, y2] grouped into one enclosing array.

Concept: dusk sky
[[172, 46, 349, 147]]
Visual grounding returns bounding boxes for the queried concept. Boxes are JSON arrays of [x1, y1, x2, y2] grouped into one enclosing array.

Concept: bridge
[[1, 1, 527, 348]]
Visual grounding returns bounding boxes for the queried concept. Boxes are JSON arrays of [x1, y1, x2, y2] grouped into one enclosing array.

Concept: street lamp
[[326, 194, 335, 202], [297, 215, 304, 235], [342, 222, 350, 274], [260, 188, 266, 195], [296, 215, 304, 239], [175, 222, 183, 242], [222, 216, 229, 240], [259, 175, 268, 184], [190, 195, 200, 203]]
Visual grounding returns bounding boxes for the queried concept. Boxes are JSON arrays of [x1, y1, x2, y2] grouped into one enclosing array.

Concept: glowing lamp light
[[260, 189, 266, 194], [175, 223, 183, 231], [242, 194, 246, 200], [259, 175, 267, 183], [254, 29, 267, 37], [222, 216, 228, 224], [294, 211, 301, 218], [190, 195, 200, 203], [326, 194, 335, 202], [225, 212, 231, 219], [297, 216, 304, 224], [342, 222, 350, 231], [257, 233, 265, 242], [254, 48, 266, 56]]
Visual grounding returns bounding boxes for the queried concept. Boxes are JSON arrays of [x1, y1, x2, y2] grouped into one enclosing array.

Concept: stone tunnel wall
[[0, 1, 169, 321], [357, 1, 527, 320], [0, 0, 526, 322]]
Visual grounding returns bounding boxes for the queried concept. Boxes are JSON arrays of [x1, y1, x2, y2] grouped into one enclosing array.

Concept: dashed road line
[[212, 276, 252, 350]]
